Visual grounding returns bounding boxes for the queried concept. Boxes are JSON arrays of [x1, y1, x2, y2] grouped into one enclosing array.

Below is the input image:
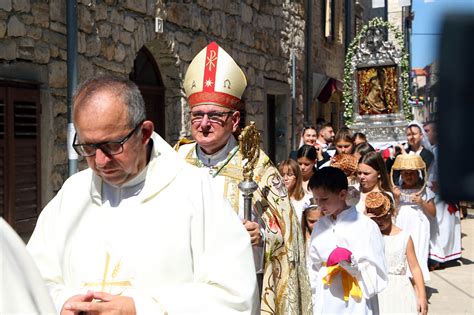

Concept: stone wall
[[0, 0, 158, 203], [0, 0, 306, 204], [153, 0, 306, 142], [388, 0, 403, 43]]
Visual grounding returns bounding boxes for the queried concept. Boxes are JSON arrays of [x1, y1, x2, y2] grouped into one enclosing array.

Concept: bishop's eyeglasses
[[73, 121, 144, 157], [190, 110, 235, 124]]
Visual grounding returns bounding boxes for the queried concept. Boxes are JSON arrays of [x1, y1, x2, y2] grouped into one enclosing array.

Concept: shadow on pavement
[[458, 257, 474, 265], [425, 285, 439, 301], [428, 257, 474, 271]]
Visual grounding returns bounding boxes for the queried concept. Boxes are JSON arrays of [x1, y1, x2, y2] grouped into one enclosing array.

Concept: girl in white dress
[[356, 151, 394, 213], [301, 202, 323, 246], [278, 159, 311, 222], [301, 203, 324, 271], [365, 191, 428, 315], [392, 155, 436, 282]]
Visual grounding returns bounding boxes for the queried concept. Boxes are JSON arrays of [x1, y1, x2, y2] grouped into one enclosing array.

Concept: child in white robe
[[308, 167, 388, 315], [365, 191, 428, 315], [393, 159, 436, 282]]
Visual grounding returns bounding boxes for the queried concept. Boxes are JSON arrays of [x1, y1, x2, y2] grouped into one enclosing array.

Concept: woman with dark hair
[[318, 127, 356, 169], [300, 126, 318, 147], [354, 132, 367, 145], [388, 121, 434, 185], [356, 151, 394, 213], [289, 126, 318, 160], [353, 142, 375, 161], [297, 145, 317, 195]]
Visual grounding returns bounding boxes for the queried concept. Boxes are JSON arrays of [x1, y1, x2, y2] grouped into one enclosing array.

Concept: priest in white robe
[[27, 76, 258, 314], [1, 218, 56, 314]]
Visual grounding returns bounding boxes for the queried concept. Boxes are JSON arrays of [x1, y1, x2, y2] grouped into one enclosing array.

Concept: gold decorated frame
[[357, 65, 400, 116]]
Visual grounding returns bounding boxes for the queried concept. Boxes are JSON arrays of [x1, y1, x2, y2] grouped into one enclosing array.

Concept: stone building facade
[[307, 0, 374, 131], [310, 0, 348, 128], [0, 0, 306, 235], [306, 0, 411, 133]]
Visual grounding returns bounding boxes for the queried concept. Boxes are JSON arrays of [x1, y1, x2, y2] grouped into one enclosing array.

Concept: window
[[0, 83, 41, 238], [323, 0, 335, 42]]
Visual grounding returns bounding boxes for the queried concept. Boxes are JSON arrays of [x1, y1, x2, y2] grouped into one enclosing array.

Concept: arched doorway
[[129, 47, 166, 137]]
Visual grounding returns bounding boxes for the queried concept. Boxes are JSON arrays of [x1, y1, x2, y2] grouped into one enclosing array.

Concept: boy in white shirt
[[308, 167, 388, 314]]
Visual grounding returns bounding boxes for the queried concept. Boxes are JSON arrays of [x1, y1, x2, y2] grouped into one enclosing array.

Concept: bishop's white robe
[[27, 132, 258, 314], [176, 136, 265, 272], [308, 206, 388, 315], [175, 136, 313, 314]]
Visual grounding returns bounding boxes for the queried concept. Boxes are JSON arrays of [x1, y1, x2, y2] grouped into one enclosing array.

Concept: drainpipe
[[345, 0, 352, 52], [67, 0, 78, 176], [291, 51, 296, 150], [304, 0, 313, 123]]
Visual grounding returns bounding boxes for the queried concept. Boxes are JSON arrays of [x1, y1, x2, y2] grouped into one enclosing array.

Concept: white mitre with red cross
[[184, 42, 247, 109]]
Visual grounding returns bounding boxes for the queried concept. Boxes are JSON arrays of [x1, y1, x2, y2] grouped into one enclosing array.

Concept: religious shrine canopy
[[343, 18, 412, 149]]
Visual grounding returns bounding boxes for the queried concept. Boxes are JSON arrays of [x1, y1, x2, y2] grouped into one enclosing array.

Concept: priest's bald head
[[72, 76, 154, 186]]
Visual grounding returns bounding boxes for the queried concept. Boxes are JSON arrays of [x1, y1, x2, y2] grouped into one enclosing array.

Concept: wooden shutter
[[0, 84, 41, 237]]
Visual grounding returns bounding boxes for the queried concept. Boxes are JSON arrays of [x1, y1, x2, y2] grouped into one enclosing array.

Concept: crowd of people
[[279, 116, 462, 314], [0, 42, 464, 315]]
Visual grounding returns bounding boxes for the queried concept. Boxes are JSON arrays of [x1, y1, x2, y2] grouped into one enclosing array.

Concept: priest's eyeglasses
[[73, 121, 143, 157], [190, 110, 235, 124]]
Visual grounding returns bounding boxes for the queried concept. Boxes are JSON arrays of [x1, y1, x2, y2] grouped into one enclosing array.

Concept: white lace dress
[[394, 187, 434, 281], [290, 193, 312, 223], [378, 230, 418, 314]]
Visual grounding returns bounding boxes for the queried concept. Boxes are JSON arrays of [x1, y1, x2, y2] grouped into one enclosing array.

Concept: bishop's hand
[[63, 291, 136, 315], [243, 219, 262, 247], [61, 291, 94, 315]]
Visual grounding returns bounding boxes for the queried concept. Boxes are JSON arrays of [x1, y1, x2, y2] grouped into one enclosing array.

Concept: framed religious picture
[[343, 20, 411, 144], [357, 65, 399, 115]]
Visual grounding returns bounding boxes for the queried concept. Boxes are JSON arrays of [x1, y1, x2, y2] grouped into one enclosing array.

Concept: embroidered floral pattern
[[176, 142, 312, 314]]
